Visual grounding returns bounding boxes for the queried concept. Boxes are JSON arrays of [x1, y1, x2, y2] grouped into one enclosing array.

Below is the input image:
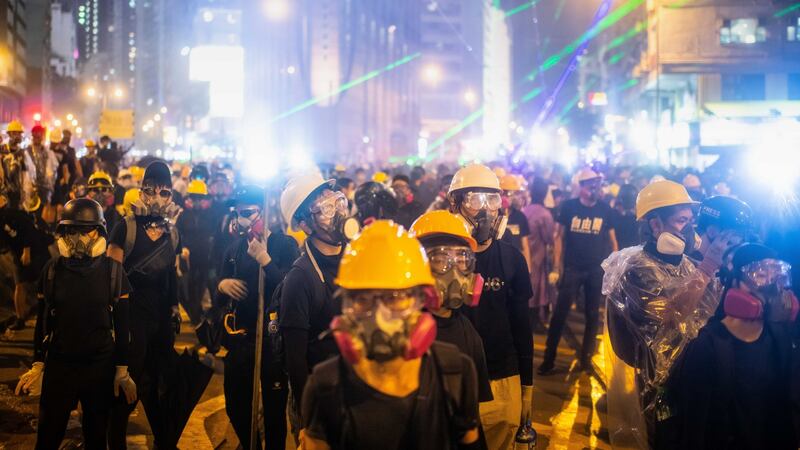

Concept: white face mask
[[656, 232, 686, 256]]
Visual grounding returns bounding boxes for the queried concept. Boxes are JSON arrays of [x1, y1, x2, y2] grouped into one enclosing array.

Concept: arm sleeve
[[457, 354, 480, 435], [32, 260, 52, 362], [556, 202, 572, 227], [167, 257, 178, 307], [284, 327, 310, 408], [113, 269, 132, 365], [262, 233, 300, 289], [301, 371, 329, 442], [279, 266, 314, 406], [508, 248, 534, 385], [109, 218, 127, 249], [518, 211, 531, 238]]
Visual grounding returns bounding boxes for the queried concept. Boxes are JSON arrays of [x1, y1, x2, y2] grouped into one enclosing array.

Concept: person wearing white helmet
[[538, 167, 618, 376], [602, 180, 732, 449], [277, 170, 360, 438], [448, 163, 533, 450]]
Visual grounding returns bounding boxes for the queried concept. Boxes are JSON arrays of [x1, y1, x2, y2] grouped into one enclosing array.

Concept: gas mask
[[331, 289, 437, 364], [185, 196, 211, 211], [723, 259, 799, 322], [57, 231, 107, 259], [234, 208, 265, 239], [459, 191, 507, 245], [136, 186, 173, 217], [427, 246, 484, 310], [311, 191, 360, 246], [89, 189, 115, 208]]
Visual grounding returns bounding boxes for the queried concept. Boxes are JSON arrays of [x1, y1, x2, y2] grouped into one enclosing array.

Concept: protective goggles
[[88, 186, 113, 194], [463, 192, 502, 211], [311, 191, 348, 219], [741, 259, 792, 290], [236, 207, 261, 219], [426, 246, 476, 275], [141, 186, 172, 199], [342, 288, 423, 320]]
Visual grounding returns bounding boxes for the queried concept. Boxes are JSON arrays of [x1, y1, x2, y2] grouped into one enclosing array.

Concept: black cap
[[354, 181, 397, 224], [697, 196, 752, 233], [57, 198, 107, 236], [142, 161, 172, 187], [732, 243, 778, 274], [190, 164, 210, 181], [235, 185, 265, 206]]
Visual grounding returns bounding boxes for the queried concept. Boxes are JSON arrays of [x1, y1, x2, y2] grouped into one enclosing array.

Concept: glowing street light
[[153, 114, 161, 122], [113, 87, 125, 98], [421, 63, 443, 85], [33, 112, 41, 122], [463, 89, 477, 106], [75, 127, 82, 134], [87, 87, 97, 97], [264, 0, 290, 20], [53, 119, 62, 127], [66, 113, 74, 121], [71, 119, 78, 126], [160, 106, 168, 114]]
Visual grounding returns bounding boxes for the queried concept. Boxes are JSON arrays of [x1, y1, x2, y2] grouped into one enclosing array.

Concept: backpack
[[122, 215, 179, 263], [310, 341, 469, 449], [41, 257, 124, 351]]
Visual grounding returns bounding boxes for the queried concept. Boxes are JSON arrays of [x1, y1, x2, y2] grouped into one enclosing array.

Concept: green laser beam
[[556, 79, 597, 123], [270, 52, 421, 123], [608, 52, 624, 65], [505, 0, 541, 18], [493, 0, 501, 9], [526, 0, 646, 79], [775, 2, 800, 17], [604, 21, 645, 53], [665, 0, 693, 9]]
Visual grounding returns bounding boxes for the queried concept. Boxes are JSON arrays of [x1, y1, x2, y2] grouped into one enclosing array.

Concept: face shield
[[739, 259, 797, 322]]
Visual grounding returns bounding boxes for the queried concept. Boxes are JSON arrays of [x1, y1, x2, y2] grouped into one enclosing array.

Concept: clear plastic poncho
[[601, 245, 721, 449]]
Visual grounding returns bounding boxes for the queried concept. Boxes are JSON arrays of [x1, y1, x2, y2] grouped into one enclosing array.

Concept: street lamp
[[463, 89, 477, 106], [71, 119, 79, 127], [264, 0, 290, 20], [87, 87, 97, 97], [421, 63, 443, 86], [113, 87, 125, 98], [66, 113, 74, 121]]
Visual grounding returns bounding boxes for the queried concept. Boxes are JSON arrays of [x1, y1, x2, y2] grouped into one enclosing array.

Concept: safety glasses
[[741, 259, 792, 289], [89, 186, 112, 194], [426, 246, 476, 275], [236, 208, 261, 219], [342, 288, 422, 320], [311, 191, 348, 219], [141, 186, 172, 199], [463, 191, 502, 211]]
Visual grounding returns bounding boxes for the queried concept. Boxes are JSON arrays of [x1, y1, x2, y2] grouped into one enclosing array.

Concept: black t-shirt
[[279, 242, 342, 368], [612, 208, 639, 250], [37, 256, 131, 362], [110, 216, 180, 319], [0, 208, 37, 255], [501, 207, 531, 252], [394, 200, 426, 229], [465, 239, 534, 385], [557, 198, 615, 269], [434, 310, 493, 402], [176, 207, 218, 265], [302, 342, 479, 450]]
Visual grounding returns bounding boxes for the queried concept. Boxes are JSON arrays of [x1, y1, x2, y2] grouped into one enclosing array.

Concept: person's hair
[[530, 179, 549, 205], [617, 184, 638, 211], [336, 177, 354, 190], [392, 174, 411, 185], [640, 204, 686, 242], [440, 174, 454, 191], [100, 135, 111, 142], [410, 166, 425, 183]]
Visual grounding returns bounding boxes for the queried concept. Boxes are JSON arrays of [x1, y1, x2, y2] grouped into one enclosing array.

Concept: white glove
[[547, 271, 560, 286], [521, 385, 533, 420], [16, 362, 44, 396], [218, 278, 248, 301], [698, 230, 737, 277], [164, 203, 183, 224], [247, 237, 272, 267], [114, 366, 137, 404]]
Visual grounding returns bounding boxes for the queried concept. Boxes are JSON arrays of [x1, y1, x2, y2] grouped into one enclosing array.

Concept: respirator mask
[[427, 246, 484, 310], [311, 191, 359, 245], [57, 227, 107, 259], [723, 259, 799, 322], [655, 222, 701, 256], [460, 191, 507, 244], [88, 187, 115, 208], [234, 207, 265, 239], [134, 186, 173, 217]]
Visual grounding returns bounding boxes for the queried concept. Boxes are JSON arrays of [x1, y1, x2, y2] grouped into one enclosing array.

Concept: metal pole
[[249, 188, 269, 450]]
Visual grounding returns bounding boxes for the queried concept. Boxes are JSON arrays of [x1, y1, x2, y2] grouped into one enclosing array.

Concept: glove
[[219, 278, 248, 301], [171, 306, 181, 335], [698, 230, 737, 277], [163, 203, 183, 225], [114, 366, 138, 404], [20, 247, 31, 267], [247, 237, 272, 267], [521, 385, 533, 420], [547, 271, 560, 286], [15, 362, 44, 396]]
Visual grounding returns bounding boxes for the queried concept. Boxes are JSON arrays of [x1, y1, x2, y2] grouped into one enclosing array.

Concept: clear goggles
[[426, 246, 476, 275], [741, 259, 792, 290], [341, 288, 423, 320], [463, 191, 502, 211], [311, 191, 348, 219]]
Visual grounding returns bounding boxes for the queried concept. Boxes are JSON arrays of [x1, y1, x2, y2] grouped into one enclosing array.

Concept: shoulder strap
[[169, 225, 179, 252], [429, 342, 464, 417], [123, 215, 137, 262], [110, 258, 122, 304]]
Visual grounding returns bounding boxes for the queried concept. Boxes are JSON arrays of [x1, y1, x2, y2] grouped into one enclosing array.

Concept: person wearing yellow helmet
[[447, 163, 534, 450], [299, 220, 480, 450], [1, 120, 36, 210], [80, 139, 99, 176], [87, 171, 122, 239], [602, 180, 731, 448], [175, 178, 214, 324], [499, 173, 532, 270], [411, 211, 494, 406]]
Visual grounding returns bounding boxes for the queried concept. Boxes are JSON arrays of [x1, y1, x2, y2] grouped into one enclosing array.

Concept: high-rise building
[[0, 0, 27, 122], [25, 0, 52, 123]]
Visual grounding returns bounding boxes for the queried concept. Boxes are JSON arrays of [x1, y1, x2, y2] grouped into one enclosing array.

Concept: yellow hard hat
[[500, 174, 523, 192], [88, 171, 113, 188], [336, 220, 435, 291], [493, 167, 507, 179], [286, 225, 307, 246], [130, 166, 145, 181], [410, 210, 477, 251], [372, 171, 388, 183], [49, 128, 63, 143], [122, 188, 141, 216], [85, 139, 96, 147], [6, 120, 23, 133], [449, 163, 500, 194], [187, 179, 209, 196], [334, 164, 346, 172], [636, 180, 698, 220]]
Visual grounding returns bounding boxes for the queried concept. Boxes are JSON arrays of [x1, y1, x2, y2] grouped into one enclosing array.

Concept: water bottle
[[514, 413, 537, 449]]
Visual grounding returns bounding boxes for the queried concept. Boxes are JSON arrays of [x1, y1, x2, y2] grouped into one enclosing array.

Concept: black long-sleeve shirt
[[34, 256, 131, 365]]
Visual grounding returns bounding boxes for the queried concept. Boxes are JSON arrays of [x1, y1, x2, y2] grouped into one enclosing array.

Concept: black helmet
[[235, 185, 265, 206], [57, 198, 107, 236], [354, 181, 397, 225], [697, 196, 752, 233], [142, 161, 172, 187], [190, 164, 210, 182]]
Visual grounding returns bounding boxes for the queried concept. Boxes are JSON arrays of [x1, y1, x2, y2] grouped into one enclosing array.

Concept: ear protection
[[330, 312, 438, 364]]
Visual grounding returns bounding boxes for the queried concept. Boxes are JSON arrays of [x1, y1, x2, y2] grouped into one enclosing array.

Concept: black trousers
[[37, 356, 114, 450], [184, 260, 209, 325], [543, 266, 604, 365], [108, 311, 175, 450], [224, 339, 289, 450]]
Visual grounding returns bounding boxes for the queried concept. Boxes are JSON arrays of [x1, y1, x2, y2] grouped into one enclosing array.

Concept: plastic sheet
[[601, 246, 721, 449]]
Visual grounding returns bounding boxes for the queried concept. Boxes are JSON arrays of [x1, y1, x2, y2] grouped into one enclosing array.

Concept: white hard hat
[[448, 163, 501, 194], [575, 167, 602, 183], [280, 172, 334, 227]]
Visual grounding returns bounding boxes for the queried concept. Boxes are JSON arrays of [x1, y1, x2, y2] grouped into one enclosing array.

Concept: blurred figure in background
[[523, 179, 555, 334], [612, 184, 640, 250]]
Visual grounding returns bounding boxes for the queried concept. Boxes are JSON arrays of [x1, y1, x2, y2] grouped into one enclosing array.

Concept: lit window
[[720, 18, 766, 44], [788, 18, 800, 42]]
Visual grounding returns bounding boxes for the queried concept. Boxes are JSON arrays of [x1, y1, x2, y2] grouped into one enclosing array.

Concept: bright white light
[[516, 126, 524, 135], [202, 10, 214, 22], [286, 65, 296, 75], [160, 106, 168, 114], [75, 127, 82, 134], [180, 46, 190, 56], [153, 114, 161, 122], [54, 119, 62, 127], [417, 137, 428, 159], [263, 0, 290, 20], [362, 136, 370, 144], [190, 46, 244, 118], [71, 119, 78, 126], [421, 63, 443, 85], [463, 89, 477, 105], [33, 113, 42, 122], [87, 87, 96, 97], [114, 87, 124, 98], [746, 121, 800, 195], [66, 113, 74, 121]]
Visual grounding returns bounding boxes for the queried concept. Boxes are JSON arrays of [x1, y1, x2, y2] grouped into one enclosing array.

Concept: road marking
[[178, 394, 227, 449]]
